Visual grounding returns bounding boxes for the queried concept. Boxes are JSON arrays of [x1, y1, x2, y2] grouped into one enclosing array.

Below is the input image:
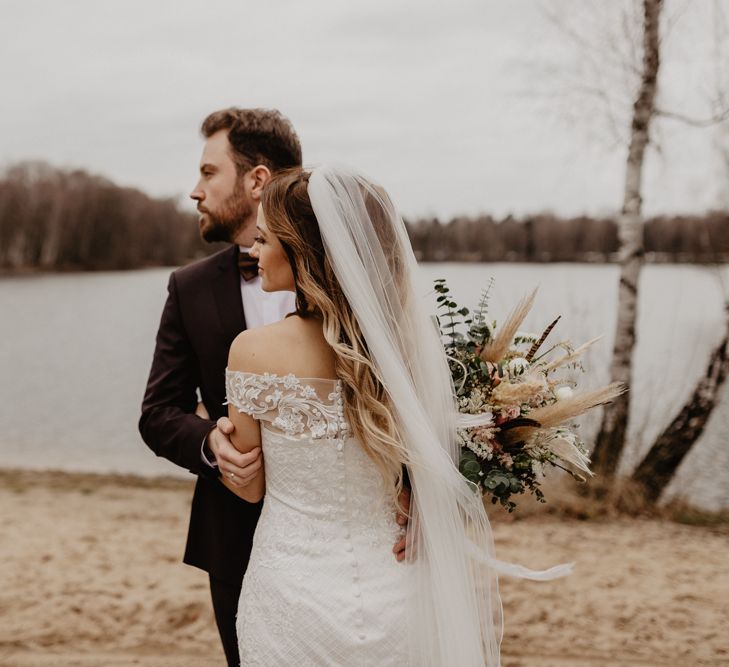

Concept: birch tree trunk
[[591, 0, 664, 476], [631, 305, 729, 502]]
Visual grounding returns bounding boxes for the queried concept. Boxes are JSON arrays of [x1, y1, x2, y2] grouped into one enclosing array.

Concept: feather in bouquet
[[435, 278, 623, 511]]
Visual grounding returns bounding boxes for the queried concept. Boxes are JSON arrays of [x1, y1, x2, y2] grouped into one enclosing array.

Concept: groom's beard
[[198, 186, 252, 244]]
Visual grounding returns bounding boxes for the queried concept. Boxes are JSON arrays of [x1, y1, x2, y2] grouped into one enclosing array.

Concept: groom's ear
[[248, 165, 272, 201]]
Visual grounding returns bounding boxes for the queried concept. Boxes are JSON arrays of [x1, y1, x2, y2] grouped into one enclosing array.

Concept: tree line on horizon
[[0, 160, 727, 271], [408, 212, 728, 263], [0, 161, 218, 272]]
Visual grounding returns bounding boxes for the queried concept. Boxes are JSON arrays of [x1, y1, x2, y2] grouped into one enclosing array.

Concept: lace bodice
[[225, 369, 409, 665], [225, 370, 350, 445]]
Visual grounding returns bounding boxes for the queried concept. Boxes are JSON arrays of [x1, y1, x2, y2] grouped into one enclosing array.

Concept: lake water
[[1, 263, 728, 510]]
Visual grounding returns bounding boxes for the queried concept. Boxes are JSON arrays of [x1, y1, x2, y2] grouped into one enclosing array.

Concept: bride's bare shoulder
[[228, 315, 331, 375], [228, 319, 291, 373]]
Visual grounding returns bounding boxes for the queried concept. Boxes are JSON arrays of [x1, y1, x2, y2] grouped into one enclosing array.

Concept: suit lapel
[[212, 245, 246, 341]]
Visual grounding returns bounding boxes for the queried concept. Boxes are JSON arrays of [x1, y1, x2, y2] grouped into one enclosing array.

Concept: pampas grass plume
[[527, 383, 625, 428], [480, 289, 538, 363], [503, 383, 625, 444], [540, 336, 603, 373]]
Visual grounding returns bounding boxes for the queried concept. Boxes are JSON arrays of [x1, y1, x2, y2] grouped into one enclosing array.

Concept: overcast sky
[[1, 0, 727, 219]]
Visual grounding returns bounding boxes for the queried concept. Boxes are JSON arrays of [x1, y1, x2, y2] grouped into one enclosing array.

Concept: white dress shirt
[[238, 246, 297, 328]]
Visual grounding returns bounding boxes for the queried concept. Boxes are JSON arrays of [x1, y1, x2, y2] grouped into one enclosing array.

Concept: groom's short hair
[[201, 107, 302, 175]]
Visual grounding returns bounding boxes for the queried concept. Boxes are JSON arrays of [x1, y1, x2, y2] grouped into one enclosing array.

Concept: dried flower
[[436, 276, 622, 511], [555, 386, 574, 400], [492, 380, 546, 406]]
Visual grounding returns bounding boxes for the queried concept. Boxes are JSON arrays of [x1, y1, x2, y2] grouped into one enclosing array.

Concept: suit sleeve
[[139, 272, 218, 478]]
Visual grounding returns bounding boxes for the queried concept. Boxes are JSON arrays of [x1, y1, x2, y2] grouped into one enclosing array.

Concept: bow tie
[[238, 250, 259, 281]]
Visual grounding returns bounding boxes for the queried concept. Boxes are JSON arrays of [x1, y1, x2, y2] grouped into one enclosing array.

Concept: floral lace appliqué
[[225, 370, 349, 441]]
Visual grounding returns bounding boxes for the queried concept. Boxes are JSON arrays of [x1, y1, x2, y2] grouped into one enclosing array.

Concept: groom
[[139, 107, 302, 666]]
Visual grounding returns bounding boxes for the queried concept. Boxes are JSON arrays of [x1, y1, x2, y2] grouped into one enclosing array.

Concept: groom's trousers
[[210, 575, 242, 667]]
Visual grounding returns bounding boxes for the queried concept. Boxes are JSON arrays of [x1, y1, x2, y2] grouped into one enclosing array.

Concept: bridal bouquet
[[435, 278, 622, 511]]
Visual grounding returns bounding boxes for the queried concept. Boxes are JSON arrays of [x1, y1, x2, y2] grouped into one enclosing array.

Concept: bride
[[222, 164, 503, 665]]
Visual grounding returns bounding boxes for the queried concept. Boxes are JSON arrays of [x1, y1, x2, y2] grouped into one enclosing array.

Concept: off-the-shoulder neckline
[[225, 369, 340, 383]]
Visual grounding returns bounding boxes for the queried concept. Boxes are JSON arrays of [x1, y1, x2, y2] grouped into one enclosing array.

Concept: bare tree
[[632, 304, 729, 501], [38, 166, 68, 269], [591, 0, 664, 475], [538, 0, 729, 491]]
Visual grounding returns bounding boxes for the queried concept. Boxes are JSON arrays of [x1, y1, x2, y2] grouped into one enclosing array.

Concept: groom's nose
[[190, 186, 204, 202]]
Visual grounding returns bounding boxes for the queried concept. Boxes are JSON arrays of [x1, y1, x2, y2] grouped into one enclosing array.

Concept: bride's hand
[[210, 417, 262, 488], [393, 487, 411, 562]]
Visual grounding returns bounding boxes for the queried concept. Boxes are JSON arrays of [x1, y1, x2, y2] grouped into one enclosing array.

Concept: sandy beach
[[1, 469, 727, 667]]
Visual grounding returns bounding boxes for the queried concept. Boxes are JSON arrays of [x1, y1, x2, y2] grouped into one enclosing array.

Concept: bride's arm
[[220, 406, 264, 502], [221, 331, 266, 503]]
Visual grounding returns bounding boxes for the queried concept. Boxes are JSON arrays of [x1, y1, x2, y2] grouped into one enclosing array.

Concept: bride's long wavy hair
[[261, 168, 409, 501]]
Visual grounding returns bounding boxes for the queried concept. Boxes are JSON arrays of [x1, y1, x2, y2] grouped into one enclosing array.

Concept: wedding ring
[[229, 472, 236, 480]]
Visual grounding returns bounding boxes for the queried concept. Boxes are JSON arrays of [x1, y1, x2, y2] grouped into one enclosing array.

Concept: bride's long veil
[[308, 164, 502, 666]]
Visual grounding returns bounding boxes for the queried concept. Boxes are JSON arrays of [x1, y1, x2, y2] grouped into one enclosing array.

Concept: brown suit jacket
[[139, 245, 261, 586]]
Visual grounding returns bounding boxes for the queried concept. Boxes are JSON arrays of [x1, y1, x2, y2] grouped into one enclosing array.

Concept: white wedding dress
[[226, 369, 410, 666]]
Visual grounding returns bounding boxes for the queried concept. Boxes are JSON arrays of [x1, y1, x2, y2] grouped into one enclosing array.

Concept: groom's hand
[[393, 487, 411, 562], [209, 417, 262, 488]]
